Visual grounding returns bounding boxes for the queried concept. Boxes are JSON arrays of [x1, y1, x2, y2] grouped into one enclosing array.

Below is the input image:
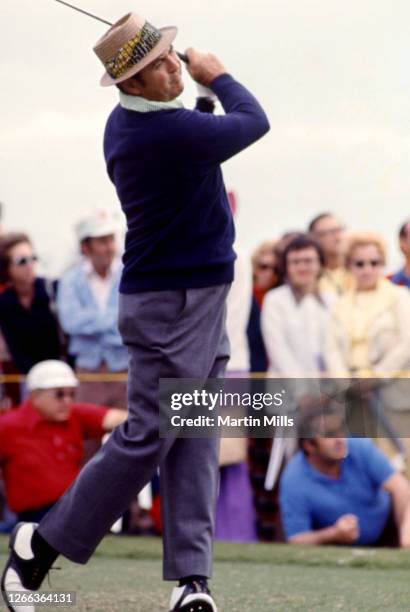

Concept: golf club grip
[[177, 52, 189, 64]]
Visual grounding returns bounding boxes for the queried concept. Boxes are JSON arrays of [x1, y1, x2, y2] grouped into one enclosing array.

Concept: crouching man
[[0, 360, 126, 523], [280, 408, 410, 547]]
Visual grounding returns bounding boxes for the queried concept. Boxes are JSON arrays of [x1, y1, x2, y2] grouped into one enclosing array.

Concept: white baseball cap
[[26, 360, 78, 391], [75, 209, 119, 242]]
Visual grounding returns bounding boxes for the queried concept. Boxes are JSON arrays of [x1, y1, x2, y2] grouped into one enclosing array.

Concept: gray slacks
[[38, 284, 230, 580]]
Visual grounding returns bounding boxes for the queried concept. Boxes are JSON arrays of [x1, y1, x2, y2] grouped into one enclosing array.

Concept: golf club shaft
[[53, 0, 112, 25]]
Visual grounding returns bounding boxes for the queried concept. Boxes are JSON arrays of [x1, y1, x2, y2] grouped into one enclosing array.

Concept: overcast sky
[[1, 0, 409, 275]]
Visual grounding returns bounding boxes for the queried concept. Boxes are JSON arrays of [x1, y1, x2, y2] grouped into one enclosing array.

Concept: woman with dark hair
[[262, 234, 331, 376], [0, 233, 63, 376]]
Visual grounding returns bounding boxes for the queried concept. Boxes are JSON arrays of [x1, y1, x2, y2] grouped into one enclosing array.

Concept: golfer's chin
[[161, 82, 184, 102], [172, 78, 184, 97]]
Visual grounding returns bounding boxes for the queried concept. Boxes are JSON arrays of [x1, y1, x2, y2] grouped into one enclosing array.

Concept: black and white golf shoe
[[169, 579, 217, 612], [1, 522, 47, 612]]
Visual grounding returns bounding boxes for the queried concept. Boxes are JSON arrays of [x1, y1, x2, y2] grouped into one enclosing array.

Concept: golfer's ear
[[117, 77, 143, 96]]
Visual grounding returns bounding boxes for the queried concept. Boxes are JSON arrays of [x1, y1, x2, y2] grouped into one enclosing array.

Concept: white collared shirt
[[119, 91, 184, 113], [83, 258, 121, 311]]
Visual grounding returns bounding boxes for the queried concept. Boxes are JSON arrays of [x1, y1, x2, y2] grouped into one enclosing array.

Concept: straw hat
[[93, 12, 177, 87]]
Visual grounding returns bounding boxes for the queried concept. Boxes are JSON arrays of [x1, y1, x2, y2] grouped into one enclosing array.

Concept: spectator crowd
[[1, 204, 410, 549]]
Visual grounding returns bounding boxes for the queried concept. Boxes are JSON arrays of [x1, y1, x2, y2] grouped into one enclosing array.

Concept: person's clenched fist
[[334, 514, 359, 544], [185, 48, 226, 87]]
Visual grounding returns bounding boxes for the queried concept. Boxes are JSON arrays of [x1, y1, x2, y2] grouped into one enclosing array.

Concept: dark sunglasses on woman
[[12, 255, 39, 266]]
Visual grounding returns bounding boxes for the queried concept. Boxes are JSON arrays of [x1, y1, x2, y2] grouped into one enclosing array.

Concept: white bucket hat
[[26, 360, 78, 392], [93, 12, 177, 87], [75, 209, 119, 242]]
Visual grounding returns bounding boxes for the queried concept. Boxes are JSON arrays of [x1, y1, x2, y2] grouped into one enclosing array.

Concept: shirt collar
[[302, 450, 348, 483], [119, 91, 184, 113], [82, 258, 120, 279]]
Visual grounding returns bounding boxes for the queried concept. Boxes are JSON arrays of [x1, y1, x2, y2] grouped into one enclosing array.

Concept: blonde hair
[[251, 240, 276, 274], [345, 232, 386, 266]]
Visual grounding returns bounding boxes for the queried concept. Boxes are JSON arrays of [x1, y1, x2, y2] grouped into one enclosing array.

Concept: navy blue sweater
[[103, 74, 270, 293]]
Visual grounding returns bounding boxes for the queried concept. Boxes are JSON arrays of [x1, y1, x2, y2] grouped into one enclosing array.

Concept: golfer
[[1, 12, 269, 612]]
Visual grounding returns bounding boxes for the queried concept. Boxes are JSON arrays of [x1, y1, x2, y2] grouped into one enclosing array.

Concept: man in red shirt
[[0, 360, 126, 523]]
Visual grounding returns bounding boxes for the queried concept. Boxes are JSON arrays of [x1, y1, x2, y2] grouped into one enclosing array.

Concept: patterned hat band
[[104, 22, 162, 79]]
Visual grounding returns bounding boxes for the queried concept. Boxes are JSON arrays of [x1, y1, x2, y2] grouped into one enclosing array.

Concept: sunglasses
[[53, 389, 76, 400], [12, 255, 39, 267], [257, 263, 277, 272], [352, 259, 382, 268]]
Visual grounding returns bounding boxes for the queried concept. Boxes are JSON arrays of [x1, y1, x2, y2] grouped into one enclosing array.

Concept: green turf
[[1, 535, 410, 611]]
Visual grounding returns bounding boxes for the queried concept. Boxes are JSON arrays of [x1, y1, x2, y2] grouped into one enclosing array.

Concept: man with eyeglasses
[[308, 212, 352, 296], [0, 360, 125, 524]]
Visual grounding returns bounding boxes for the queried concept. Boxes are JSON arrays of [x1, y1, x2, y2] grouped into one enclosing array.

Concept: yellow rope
[[0, 371, 409, 384]]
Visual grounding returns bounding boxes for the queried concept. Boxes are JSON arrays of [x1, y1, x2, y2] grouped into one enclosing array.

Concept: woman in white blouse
[[262, 234, 331, 377]]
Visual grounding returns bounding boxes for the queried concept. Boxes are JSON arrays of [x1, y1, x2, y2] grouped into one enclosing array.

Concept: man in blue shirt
[[2, 11, 269, 612], [57, 210, 128, 410], [280, 410, 410, 547], [389, 219, 410, 289]]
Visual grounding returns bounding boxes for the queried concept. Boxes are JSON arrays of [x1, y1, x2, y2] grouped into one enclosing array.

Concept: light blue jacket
[[57, 261, 128, 371]]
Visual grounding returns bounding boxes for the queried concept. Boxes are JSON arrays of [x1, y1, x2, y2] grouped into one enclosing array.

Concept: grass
[[1, 536, 410, 610]]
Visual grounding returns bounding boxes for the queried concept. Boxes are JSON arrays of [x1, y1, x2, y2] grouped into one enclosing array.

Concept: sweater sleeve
[[169, 74, 270, 165]]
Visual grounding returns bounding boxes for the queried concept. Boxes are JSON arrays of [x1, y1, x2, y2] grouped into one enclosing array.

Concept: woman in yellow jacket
[[325, 232, 410, 468]]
